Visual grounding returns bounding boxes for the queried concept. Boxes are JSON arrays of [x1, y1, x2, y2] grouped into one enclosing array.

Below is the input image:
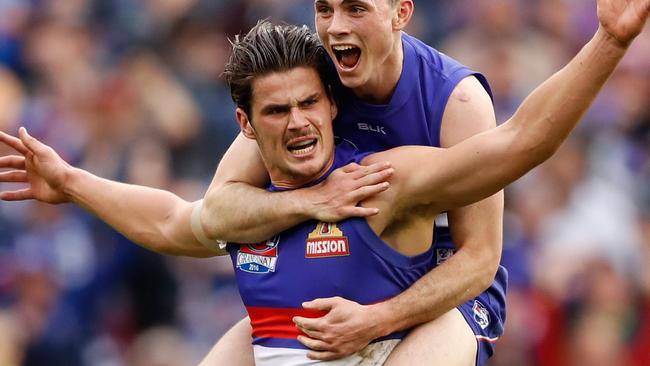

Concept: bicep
[[383, 128, 516, 212], [208, 133, 269, 190]]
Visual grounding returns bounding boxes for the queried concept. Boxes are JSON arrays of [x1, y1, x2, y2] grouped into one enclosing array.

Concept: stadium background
[[0, 0, 649, 365]]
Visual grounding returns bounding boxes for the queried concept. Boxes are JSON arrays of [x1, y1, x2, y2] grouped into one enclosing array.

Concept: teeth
[[288, 139, 317, 155], [292, 140, 314, 148], [292, 145, 315, 155], [333, 45, 355, 51]]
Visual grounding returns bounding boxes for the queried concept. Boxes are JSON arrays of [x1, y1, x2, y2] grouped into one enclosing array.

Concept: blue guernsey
[[228, 142, 434, 364]]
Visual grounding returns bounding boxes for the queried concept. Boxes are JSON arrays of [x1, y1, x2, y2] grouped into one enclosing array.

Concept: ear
[[392, 0, 413, 31], [236, 108, 256, 140], [327, 87, 338, 120]]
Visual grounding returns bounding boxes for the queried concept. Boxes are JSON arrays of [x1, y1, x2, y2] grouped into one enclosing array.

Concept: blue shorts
[[434, 225, 508, 365], [457, 265, 508, 366]]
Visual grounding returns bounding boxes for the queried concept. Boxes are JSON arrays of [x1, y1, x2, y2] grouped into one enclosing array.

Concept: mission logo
[[305, 222, 350, 258], [236, 236, 280, 274]]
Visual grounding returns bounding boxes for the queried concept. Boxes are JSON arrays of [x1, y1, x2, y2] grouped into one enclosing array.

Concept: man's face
[[238, 66, 338, 188], [314, 0, 398, 90]]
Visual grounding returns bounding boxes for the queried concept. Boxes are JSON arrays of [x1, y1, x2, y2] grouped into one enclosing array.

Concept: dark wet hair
[[223, 20, 330, 116]]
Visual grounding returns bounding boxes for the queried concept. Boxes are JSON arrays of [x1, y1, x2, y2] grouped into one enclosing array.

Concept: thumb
[[303, 297, 337, 311]]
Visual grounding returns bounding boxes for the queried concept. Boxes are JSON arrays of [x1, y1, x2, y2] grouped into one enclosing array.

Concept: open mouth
[[332, 45, 361, 70], [287, 138, 318, 156]]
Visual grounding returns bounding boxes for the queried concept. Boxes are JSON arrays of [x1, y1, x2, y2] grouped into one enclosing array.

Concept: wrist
[[368, 301, 401, 337], [293, 186, 321, 221], [595, 26, 632, 52], [62, 166, 85, 202]]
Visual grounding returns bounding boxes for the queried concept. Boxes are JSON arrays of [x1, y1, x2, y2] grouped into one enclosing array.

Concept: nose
[[327, 11, 349, 37], [288, 107, 310, 131]]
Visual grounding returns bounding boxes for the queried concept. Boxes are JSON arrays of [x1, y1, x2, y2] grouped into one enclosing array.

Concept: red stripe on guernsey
[[247, 307, 327, 339], [476, 335, 499, 343]]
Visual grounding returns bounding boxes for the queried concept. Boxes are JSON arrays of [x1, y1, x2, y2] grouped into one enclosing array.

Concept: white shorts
[[253, 339, 400, 366]]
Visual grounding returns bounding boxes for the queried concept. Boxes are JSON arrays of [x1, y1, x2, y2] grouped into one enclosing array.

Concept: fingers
[[306, 350, 340, 361], [352, 182, 391, 200], [0, 155, 26, 169], [341, 162, 361, 173], [295, 322, 324, 339], [302, 298, 335, 311], [0, 170, 27, 183], [0, 188, 34, 201], [356, 167, 394, 187], [350, 161, 391, 179], [293, 316, 321, 332], [18, 127, 48, 156], [297, 336, 331, 352], [344, 206, 381, 218], [0, 130, 29, 155]]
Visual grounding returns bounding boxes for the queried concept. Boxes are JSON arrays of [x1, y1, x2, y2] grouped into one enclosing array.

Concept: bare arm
[[392, 25, 644, 214], [0, 129, 222, 257], [369, 76, 503, 334], [200, 133, 394, 244]]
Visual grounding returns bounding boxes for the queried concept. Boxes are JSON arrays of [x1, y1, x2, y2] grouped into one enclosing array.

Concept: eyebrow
[[315, 0, 373, 6], [260, 92, 322, 114]]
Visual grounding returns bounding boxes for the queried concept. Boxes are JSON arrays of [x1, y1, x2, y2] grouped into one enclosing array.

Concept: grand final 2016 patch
[[236, 236, 280, 274], [305, 222, 350, 258]]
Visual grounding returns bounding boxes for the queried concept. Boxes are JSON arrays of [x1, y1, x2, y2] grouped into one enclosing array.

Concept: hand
[[304, 161, 393, 222], [597, 0, 650, 46], [0, 127, 73, 203], [293, 297, 388, 361]]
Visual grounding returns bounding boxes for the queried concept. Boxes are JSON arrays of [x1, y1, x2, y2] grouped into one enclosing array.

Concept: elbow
[[511, 127, 561, 170], [472, 246, 502, 294], [201, 187, 230, 240]]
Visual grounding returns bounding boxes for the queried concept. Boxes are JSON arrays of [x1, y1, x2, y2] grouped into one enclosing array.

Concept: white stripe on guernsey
[[476, 335, 499, 343], [253, 340, 400, 366], [435, 212, 449, 227]]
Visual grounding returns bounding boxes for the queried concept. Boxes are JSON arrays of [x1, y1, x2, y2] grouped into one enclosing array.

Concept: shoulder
[[440, 75, 496, 147], [403, 33, 474, 81]]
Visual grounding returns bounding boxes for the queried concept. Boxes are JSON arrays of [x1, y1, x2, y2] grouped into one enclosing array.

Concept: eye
[[299, 97, 319, 108], [350, 5, 366, 15], [315, 5, 333, 17], [266, 106, 288, 115], [302, 98, 318, 107]]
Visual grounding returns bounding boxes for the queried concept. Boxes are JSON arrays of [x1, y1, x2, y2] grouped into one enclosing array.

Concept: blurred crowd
[[0, 0, 648, 365]]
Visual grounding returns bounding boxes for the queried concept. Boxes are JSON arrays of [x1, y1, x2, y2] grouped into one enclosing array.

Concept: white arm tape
[[191, 200, 228, 251]]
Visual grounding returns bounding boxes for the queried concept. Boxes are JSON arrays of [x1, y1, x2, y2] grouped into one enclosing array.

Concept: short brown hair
[[223, 20, 330, 116]]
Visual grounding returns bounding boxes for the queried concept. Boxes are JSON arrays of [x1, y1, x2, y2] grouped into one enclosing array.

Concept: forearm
[[64, 168, 217, 257], [372, 193, 503, 334], [374, 248, 498, 334], [202, 181, 312, 243], [509, 27, 627, 156], [415, 29, 631, 210]]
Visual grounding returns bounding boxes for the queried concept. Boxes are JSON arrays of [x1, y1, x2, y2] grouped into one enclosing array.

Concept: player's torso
[[228, 217, 434, 348]]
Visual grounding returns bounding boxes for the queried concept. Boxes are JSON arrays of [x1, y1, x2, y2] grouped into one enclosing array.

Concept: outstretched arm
[[0, 128, 221, 257], [396, 1, 650, 213], [199, 133, 393, 243]]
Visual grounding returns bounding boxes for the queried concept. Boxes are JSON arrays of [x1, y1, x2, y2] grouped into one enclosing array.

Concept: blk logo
[[358, 123, 387, 135]]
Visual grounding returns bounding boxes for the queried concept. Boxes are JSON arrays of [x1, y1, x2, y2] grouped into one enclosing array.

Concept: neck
[[268, 154, 336, 190], [352, 32, 404, 104]]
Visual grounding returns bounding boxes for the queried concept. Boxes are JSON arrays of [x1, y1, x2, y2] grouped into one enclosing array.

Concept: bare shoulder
[[441, 75, 496, 147]]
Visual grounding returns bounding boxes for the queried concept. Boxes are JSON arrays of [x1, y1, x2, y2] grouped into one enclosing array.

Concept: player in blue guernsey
[[210, 15, 644, 364], [1, 1, 648, 365], [206, 1, 507, 364]]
